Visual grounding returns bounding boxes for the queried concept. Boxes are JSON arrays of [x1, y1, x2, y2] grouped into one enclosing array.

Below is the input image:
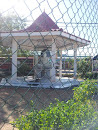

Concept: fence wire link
[[0, 0, 98, 129]]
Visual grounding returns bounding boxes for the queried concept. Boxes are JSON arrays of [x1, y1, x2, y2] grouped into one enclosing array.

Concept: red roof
[[0, 12, 90, 43], [19, 12, 59, 32]]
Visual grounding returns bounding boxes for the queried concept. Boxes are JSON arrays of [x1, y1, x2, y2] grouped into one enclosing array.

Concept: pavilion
[[0, 12, 90, 87]]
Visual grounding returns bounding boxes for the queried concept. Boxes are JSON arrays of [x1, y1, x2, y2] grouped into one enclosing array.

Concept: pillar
[[50, 39, 56, 82], [12, 39, 17, 80], [59, 50, 62, 78], [74, 44, 77, 79], [35, 54, 38, 65], [34, 51, 39, 78]]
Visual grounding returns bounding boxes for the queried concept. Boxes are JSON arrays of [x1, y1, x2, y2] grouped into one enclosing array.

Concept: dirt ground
[[0, 86, 73, 130]]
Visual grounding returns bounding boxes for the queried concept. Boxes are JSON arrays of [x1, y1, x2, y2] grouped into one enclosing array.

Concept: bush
[[18, 64, 32, 76], [12, 80, 98, 130], [78, 72, 98, 79], [85, 72, 98, 79], [77, 57, 92, 78], [73, 80, 97, 102]]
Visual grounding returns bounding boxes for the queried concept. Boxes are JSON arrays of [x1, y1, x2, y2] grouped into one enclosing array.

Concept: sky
[[0, 0, 98, 57]]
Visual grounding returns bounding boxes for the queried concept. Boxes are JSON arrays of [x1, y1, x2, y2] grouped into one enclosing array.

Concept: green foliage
[[0, 46, 11, 57], [77, 57, 92, 78], [0, 12, 30, 57], [0, 12, 27, 31], [84, 72, 98, 79], [73, 80, 97, 102], [18, 64, 31, 76], [12, 80, 98, 130], [18, 49, 32, 57], [65, 58, 74, 69], [0, 46, 32, 57]]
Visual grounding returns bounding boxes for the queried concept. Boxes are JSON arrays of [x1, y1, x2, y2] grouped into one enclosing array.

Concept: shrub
[[85, 72, 98, 79], [12, 80, 98, 130], [73, 79, 97, 102], [18, 64, 31, 76], [77, 57, 92, 78]]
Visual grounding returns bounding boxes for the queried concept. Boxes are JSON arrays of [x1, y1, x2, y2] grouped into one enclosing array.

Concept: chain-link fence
[[0, 0, 98, 129]]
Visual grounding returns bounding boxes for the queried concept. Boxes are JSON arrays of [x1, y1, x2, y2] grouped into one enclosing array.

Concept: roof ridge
[[22, 12, 59, 32]]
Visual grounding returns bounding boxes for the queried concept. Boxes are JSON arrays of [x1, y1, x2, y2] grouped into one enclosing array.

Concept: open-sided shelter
[[0, 12, 90, 83]]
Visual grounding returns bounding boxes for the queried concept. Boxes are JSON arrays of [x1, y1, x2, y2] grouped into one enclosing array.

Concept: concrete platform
[[0, 76, 81, 88]]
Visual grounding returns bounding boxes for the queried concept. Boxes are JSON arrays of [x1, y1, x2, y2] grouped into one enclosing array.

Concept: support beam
[[12, 39, 17, 80], [50, 39, 56, 82], [74, 44, 77, 79], [59, 50, 62, 78]]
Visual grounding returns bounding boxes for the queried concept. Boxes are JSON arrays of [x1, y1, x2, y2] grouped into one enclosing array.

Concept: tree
[[0, 12, 29, 57], [0, 13, 27, 31]]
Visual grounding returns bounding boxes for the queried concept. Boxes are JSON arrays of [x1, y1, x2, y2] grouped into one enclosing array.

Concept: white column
[[50, 39, 56, 82], [34, 53, 39, 78], [35, 54, 38, 65], [59, 50, 62, 78], [12, 39, 17, 80], [74, 44, 77, 79]]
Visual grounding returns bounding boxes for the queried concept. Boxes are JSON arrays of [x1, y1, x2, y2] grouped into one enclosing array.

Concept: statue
[[35, 49, 52, 78]]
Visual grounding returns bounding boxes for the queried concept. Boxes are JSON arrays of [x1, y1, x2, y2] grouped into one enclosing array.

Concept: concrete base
[[0, 76, 81, 88]]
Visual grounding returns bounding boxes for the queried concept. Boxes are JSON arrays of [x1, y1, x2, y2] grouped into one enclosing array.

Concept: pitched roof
[[0, 12, 90, 44], [19, 12, 59, 32]]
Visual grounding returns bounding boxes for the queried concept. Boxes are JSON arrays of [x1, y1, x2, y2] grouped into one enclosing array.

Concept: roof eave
[[0, 31, 90, 45]]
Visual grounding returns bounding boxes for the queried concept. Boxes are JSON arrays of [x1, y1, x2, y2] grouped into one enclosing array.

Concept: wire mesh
[[0, 0, 98, 129]]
